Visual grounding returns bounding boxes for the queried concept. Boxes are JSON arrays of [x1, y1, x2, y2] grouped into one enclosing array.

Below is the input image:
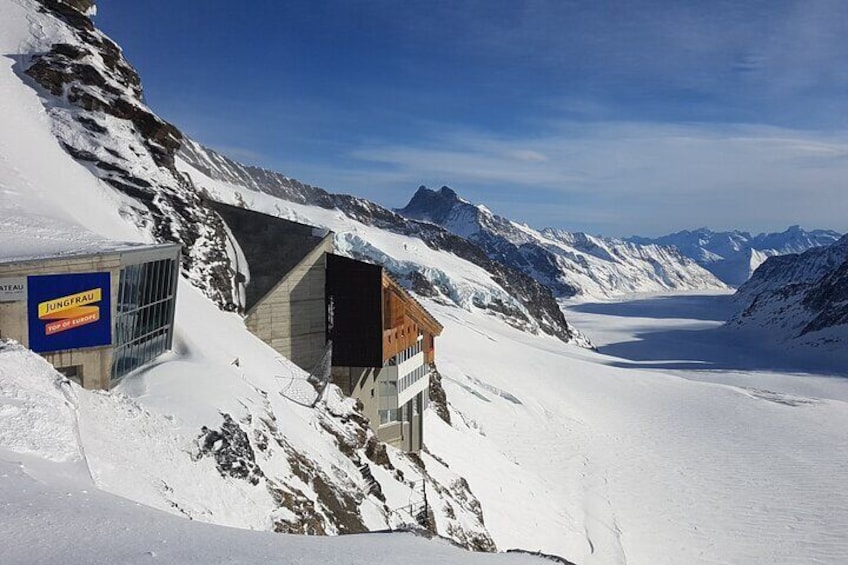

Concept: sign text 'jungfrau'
[[27, 273, 111, 353]]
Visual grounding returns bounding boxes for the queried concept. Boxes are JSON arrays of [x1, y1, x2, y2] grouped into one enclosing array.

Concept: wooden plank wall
[[380, 274, 442, 364]]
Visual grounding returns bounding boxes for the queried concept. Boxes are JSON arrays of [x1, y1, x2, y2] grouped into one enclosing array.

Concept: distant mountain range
[[398, 186, 725, 298], [730, 234, 848, 348], [629, 227, 842, 287]]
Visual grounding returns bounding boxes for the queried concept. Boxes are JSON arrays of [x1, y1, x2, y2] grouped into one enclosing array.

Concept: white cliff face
[[630, 226, 842, 287], [398, 186, 726, 298]]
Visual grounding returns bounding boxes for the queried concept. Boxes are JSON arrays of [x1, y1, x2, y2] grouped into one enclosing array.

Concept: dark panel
[[208, 200, 328, 312], [326, 254, 383, 367]]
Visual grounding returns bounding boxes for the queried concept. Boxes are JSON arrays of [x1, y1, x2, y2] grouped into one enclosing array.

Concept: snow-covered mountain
[[397, 186, 725, 298], [0, 0, 596, 554], [177, 142, 588, 346], [629, 226, 842, 287], [5, 3, 848, 565], [0, 0, 556, 552], [12, 0, 585, 345], [729, 234, 848, 347]]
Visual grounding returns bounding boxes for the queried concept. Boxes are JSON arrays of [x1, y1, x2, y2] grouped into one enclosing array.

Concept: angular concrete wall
[[245, 236, 333, 372]]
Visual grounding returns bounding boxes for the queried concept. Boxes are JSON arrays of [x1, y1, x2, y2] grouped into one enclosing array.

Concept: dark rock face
[[197, 413, 264, 485], [800, 259, 848, 335], [731, 235, 848, 343], [22, 0, 237, 311], [428, 367, 451, 425]]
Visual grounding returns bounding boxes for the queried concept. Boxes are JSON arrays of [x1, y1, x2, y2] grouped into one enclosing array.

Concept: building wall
[[246, 236, 333, 372], [0, 254, 121, 390], [0, 245, 180, 391], [331, 365, 425, 452]]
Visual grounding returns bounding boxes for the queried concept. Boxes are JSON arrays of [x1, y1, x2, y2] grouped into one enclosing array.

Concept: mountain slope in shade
[[178, 141, 589, 346], [729, 235, 848, 347], [397, 186, 725, 298], [630, 226, 842, 287]]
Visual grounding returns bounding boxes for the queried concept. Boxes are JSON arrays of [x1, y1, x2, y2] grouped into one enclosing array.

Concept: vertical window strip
[[111, 258, 178, 382]]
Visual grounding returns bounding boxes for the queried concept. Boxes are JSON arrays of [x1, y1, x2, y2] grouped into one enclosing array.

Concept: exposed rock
[[196, 413, 264, 485], [730, 235, 848, 346], [364, 436, 394, 469], [428, 367, 451, 425], [22, 0, 237, 311]]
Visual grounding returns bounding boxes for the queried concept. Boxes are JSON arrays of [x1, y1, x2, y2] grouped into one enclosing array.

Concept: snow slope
[[0, 0, 505, 552], [426, 292, 848, 564], [398, 186, 725, 298], [3, 2, 847, 565], [0, 347, 548, 565], [629, 226, 842, 286]]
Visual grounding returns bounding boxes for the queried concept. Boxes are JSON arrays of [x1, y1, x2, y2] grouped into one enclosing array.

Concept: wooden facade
[[326, 254, 443, 368], [381, 273, 442, 364]]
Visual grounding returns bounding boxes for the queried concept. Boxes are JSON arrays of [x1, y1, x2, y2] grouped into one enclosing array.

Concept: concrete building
[[213, 202, 443, 452], [326, 254, 443, 452], [0, 242, 181, 389], [211, 201, 333, 371]]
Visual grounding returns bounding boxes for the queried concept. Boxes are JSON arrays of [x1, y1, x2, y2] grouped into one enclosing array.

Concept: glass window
[[111, 257, 178, 382]]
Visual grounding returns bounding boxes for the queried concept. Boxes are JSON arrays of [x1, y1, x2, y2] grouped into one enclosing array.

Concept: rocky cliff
[[730, 235, 848, 347], [22, 0, 236, 309]]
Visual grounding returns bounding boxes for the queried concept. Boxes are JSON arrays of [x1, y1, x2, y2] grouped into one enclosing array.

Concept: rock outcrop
[[23, 0, 236, 310], [730, 235, 848, 347]]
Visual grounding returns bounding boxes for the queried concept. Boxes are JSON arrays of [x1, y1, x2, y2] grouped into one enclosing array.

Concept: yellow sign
[[37, 288, 102, 336], [38, 288, 102, 319]]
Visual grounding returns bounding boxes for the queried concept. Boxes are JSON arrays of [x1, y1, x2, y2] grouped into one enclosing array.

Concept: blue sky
[[96, 0, 848, 236]]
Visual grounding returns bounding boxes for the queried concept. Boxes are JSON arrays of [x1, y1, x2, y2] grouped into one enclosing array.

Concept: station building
[[0, 242, 181, 389], [326, 254, 443, 452], [213, 202, 443, 452]]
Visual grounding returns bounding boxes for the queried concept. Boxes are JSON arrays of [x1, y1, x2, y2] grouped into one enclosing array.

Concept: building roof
[[0, 213, 178, 266], [208, 200, 332, 312]]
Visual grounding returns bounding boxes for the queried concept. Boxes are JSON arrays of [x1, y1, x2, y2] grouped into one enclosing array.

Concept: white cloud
[[345, 122, 848, 236]]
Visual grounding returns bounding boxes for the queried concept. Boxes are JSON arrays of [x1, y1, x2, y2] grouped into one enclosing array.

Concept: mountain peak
[[398, 185, 470, 223], [438, 185, 458, 198]]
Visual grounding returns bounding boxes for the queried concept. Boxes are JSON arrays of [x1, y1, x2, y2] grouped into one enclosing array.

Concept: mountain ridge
[[729, 234, 848, 347], [398, 185, 726, 298], [630, 226, 842, 286]]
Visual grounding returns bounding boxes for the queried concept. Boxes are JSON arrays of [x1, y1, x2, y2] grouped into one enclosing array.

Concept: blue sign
[[27, 272, 112, 353]]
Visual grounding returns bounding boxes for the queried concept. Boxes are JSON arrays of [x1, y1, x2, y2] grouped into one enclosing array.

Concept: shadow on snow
[[571, 295, 848, 378]]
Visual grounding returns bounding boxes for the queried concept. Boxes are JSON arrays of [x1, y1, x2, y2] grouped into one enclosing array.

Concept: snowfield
[[6, 291, 845, 565], [2, 1, 848, 564], [426, 292, 848, 565]]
